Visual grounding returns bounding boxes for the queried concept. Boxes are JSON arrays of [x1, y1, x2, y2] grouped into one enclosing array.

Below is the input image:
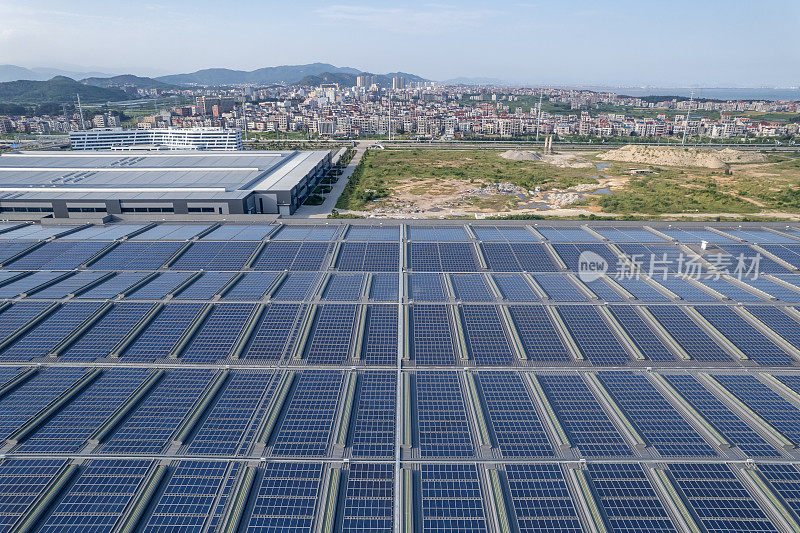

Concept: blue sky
[[1, 0, 798, 86]]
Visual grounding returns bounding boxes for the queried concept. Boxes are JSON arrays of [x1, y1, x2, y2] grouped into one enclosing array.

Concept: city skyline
[[1, 0, 798, 87]]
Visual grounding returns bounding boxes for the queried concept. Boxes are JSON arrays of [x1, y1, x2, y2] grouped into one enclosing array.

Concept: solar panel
[[350, 371, 397, 458], [660, 227, 735, 243], [89, 241, 183, 270], [757, 464, 800, 519], [336, 242, 399, 271], [537, 373, 633, 456], [252, 241, 331, 271], [598, 372, 717, 457], [345, 225, 400, 241], [410, 242, 480, 272], [505, 464, 583, 533], [647, 306, 732, 362], [532, 274, 588, 301], [202, 224, 276, 240], [617, 243, 704, 275], [613, 276, 672, 301], [60, 302, 154, 361], [693, 277, 767, 301], [593, 226, 666, 242], [411, 304, 457, 365], [537, 227, 598, 242], [492, 274, 540, 301], [1, 225, 78, 240], [693, 306, 794, 365], [508, 306, 571, 361], [120, 303, 204, 361], [481, 242, 560, 272], [716, 244, 792, 274], [76, 271, 152, 299], [220, 271, 281, 300], [478, 371, 553, 457], [663, 374, 780, 458], [186, 371, 278, 455], [272, 371, 344, 456], [651, 276, 719, 301], [38, 459, 153, 532], [0, 271, 68, 298], [409, 225, 470, 241], [0, 301, 53, 344], [0, 459, 67, 531], [17, 368, 152, 453], [241, 303, 306, 360], [760, 244, 800, 269], [460, 305, 515, 365], [607, 306, 677, 361], [0, 241, 38, 264], [272, 224, 341, 240], [451, 274, 494, 301], [244, 462, 323, 532], [416, 371, 474, 457], [369, 273, 399, 301], [668, 463, 778, 533], [737, 276, 800, 301], [323, 273, 365, 301], [585, 463, 677, 532], [180, 303, 256, 363], [472, 225, 538, 242], [362, 305, 398, 365], [580, 277, 626, 301], [27, 270, 108, 299], [305, 304, 358, 364], [557, 306, 631, 365], [126, 271, 195, 299], [131, 224, 209, 240], [100, 369, 216, 454], [551, 243, 621, 274], [5, 240, 109, 270], [409, 273, 446, 301], [272, 272, 323, 300], [719, 229, 797, 244], [744, 307, 800, 352], [173, 271, 237, 300], [420, 464, 487, 532], [170, 241, 259, 270], [341, 463, 394, 533]]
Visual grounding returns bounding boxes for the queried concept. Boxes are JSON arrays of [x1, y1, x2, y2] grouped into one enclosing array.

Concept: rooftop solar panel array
[[3, 221, 800, 531]]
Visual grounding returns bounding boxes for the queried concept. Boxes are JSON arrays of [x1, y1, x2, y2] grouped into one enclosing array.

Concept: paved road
[[287, 141, 368, 218]]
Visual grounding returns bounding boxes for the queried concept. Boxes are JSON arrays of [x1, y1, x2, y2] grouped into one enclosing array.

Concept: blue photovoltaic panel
[[0, 271, 67, 298], [481, 242, 560, 272], [409, 225, 470, 242], [245, 462, 323, 533], [0, 241, 38, 264], [272, 272, 322, 300], [0, 302, 103, 361], [38, 459, 153, 532], [0, 270, 19, 283], [737, 277, 800, 301], [60, 302, 154, 361], [341, 463, 394, 533], [252, 241, 330, 271], [537, 373, 632, 457], [420, 464, 487, 533], [206, 462, 240, 531], [202, 224, 276, 240], [761, 244, 800, 269], [617, 243, 704, 275], [693, 306, 794, 365], [221, 271, 281, 300], [557, 306, 631, 365], [345, 225, 400, 241], [757, 464, 800, 519], [416, 371, 474, 458], [647, 306, 732, 362], [62, 224, 144, 240], [27, 270, 108, 299], [536, 227, 598, 242], [0, 301, 52, 344], [409, 243, 439, 273], [131, 224, 209, 240], [717, 244, 792, 273], [772, 275, 800, 292], [305, 304, 357, 364], [663, 374, 780, 458], [350, 371, 397, 458], [242, 303, 306, 360], [411, 304, 456, 365], [613, 276, 672, 301], [126, 271, 195, 299], [187, 371, 277, 455], [585, 463, 677, 533], [660, 227, 735, 243], [272, 371, 344, 456], [142, 461, 229, 533], [505, 464, 583, 533], [76, 271, 152, 299], [651, 276, 719, 301], [745, 307, 800, 351], [0, 367, 23, 389], [580, 277, 626, 301], [607, 306, 677, 362], [362, 305, 397, 365], [532, 274, 588, 301], [669, 463, 778, 533], [508, 306, 571, 361], [336, 242, 399, 271], [451, 274, 493, 301], [5, 240, 109, 270], [369, 273, 398, 301], [171, 241, 259, 270], [472, 225, 538, 242], [89, 241, 183, 270], [492, 274, 539, 301], [180, 304, 256, 363], [323, 273, 365, 301], [0, 225, 78, 240], [120, 303, 203, 361], [460, 305, 515, 365], [598, 372, 716, 457], [693, 277, 767, 301], [727, 374, 800, 445], [478, 372, 553, 457], [552, 243, 621, 274], [410, 242, 480, 272], [593, 226, 665, 243], [722, 229, 799, 244], [409, 273, 446, 301], [173, 271, 237, 300], [0, 367, 89, 439], [101, 369, 216, 454], [272, 224, 341, 241], [17, 368, 152, 453], [0, 459, 67, 531]]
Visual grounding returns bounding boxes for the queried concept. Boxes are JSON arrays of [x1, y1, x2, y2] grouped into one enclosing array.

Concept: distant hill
[[156, 63, 362, 86], [0, 64, 113, 83], [298, 71, 426, 88], [0, 76, 130, 104], [82, 74, 178, 90]]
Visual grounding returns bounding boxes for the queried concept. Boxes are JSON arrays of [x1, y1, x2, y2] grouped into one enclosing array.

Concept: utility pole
[[682, 90, 694, 146], [535, 94, 543, 142], [76, 94, 86, 130]]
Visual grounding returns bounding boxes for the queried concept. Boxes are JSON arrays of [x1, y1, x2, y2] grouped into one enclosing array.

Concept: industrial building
[[0, 149, 333, 217], [69, 127, 242, 151], [0, 220, 799, 531]]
